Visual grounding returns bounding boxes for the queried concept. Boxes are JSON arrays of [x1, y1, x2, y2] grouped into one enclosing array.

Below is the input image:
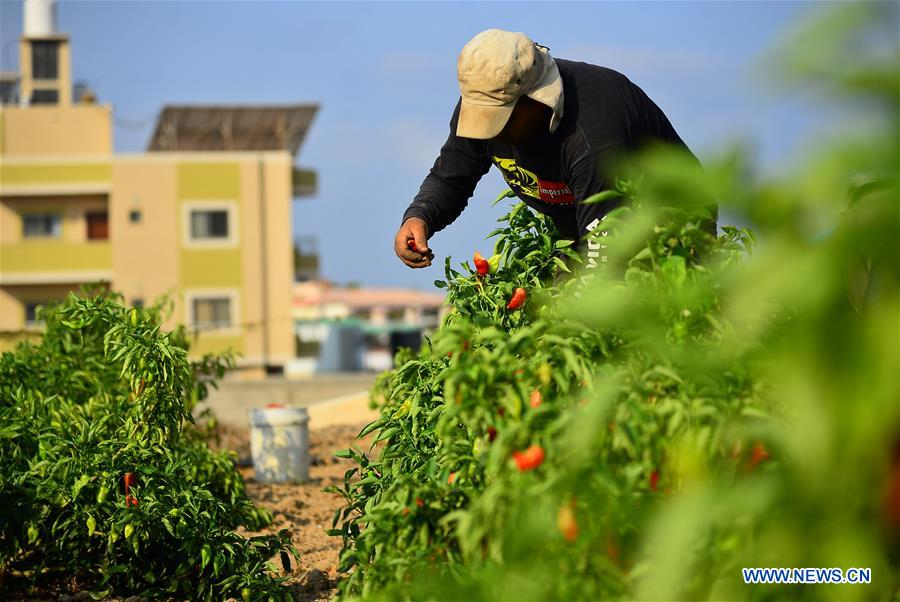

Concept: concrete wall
[[199, 373, 377, 428]]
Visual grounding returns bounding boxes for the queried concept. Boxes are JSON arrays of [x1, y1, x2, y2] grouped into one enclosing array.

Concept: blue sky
[[1, 1, 832, 289]]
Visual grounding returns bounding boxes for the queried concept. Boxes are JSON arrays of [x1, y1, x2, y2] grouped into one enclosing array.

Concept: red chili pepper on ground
[[473, 251, 489, 276], [513, 445, 545, 472], [506, 287, 527, 310], [530, 390, 542, 408]]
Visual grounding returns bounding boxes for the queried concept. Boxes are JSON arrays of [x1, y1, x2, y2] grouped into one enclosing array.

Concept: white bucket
[[248, 405, 310, 483]]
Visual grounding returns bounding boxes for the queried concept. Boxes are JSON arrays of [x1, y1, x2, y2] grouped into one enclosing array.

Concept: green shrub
[[0, 288, 297, 601]]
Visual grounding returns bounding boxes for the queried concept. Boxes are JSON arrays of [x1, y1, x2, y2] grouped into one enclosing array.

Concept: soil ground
[[223, 422, 372, 602]]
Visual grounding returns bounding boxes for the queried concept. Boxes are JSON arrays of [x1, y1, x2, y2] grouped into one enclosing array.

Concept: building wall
[[0, 106, 112, 156], [177, 160, 245, 357], [109, 157, 180, 329], [249, 154, 294, 366], [0, 152, 295, 372]]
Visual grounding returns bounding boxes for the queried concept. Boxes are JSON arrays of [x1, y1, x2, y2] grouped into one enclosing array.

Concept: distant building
[[0, 0, 318, 379], [290, 280, 448, 375]]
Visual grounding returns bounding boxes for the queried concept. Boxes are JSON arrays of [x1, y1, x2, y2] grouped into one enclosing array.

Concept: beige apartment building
[[0, 1, 318, 378]]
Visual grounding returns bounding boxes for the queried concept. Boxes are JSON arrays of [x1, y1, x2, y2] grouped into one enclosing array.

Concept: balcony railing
[[0, 241, 112, 284]]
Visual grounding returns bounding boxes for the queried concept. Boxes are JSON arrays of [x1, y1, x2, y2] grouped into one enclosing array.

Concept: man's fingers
[[398, 247, 431, 261], [395, 218, 433, 269], [400, 255, 433, 268]]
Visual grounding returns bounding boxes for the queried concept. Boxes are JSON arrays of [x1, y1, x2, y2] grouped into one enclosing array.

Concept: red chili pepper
[[415, 497, 425, 508], [557, 504, 578, 542], [123, 472, 137, 495], [649, 470, 660, 492], [473, 251, 489, 276], [407, 238, 420, 253], [447, 472, 457, 484], [529, 390, 542, 408], [487, 426, 498, 442], [513, 445, 545, 472], [606, 536, 620, 565], [125, 494, 139, 507], [747, 441, 771, 471], [506, 287, 527, 310], [884, 440, 900, 530]]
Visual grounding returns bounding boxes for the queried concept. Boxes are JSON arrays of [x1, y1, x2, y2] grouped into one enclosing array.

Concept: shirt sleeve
[[401, 101, 492, 236]]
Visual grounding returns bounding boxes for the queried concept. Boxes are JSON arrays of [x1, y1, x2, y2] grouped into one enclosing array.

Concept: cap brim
[[525, 55, 563, 129], [456, 100, 515, 139]]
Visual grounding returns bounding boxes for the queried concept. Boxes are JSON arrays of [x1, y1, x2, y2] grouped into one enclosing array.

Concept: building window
[[192, 297, 232, 330], [129, 210, 141, 223], [0, 78, 17, 105], [86, 212, 109, 240], [30, 89, 58, 105], [25, 301, 46, 325], [23, 213, 61, 238], [182, 202, 237, 247], [190, 210, 228, 240], [31, 41, 59, 80]]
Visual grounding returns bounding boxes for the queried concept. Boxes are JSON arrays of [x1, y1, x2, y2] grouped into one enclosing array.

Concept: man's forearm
[[402, 171, 474, 236]]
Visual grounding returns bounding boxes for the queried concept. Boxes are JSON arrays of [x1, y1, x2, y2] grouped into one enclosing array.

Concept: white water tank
[[24, 0, 56, 37], [248, 405, 310, 483]]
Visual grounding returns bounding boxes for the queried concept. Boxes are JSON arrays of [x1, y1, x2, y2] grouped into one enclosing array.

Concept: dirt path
[[220, 422, 373, 601]]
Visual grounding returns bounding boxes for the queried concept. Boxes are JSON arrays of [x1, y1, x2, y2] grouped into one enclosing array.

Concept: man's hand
[[395, 217, 434, 268]]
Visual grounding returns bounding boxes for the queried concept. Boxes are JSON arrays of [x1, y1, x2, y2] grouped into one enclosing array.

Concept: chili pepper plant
[[0, 290, 298, 600]]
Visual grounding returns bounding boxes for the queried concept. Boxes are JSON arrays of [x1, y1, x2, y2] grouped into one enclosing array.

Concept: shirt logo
[[492, 156, 574, 204], [492, 156, 539, 199], [537, 180, 574, 204]]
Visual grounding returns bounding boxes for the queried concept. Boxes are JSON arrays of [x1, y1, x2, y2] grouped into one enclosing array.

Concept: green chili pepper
[[200, 543, 212, 569], [96, 485, 110, 504]]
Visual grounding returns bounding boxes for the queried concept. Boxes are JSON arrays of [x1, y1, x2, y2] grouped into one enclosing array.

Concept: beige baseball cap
[[456, 29, 564, 139]]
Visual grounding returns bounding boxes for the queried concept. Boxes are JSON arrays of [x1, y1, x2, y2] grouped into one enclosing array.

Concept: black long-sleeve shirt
[[402, 59, 704, 246]]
